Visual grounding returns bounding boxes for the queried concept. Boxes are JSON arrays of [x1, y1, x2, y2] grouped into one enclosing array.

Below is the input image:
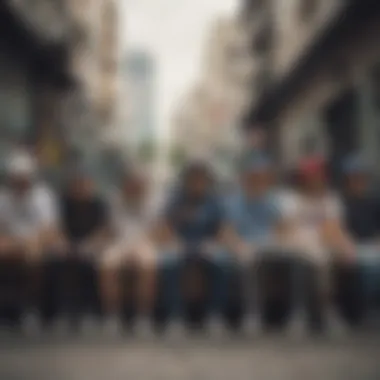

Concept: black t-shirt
[[60, 194, 108, 243], [343, 194, 380, 242]]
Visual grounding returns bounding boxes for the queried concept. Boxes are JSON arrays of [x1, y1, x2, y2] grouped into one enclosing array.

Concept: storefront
[[0, 1, 73, 182], [0, 42, 33, 177]]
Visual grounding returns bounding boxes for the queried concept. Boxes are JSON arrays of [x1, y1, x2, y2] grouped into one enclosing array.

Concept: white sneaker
[[103, 315, 121, 336], [287, 312, 306, 338], [208, 317, 225, 338], [136, 317, 152, 338], [81, 316, 98, 335], [22, 311, 41, 336], [54, 316, 69, 335], [166, 320, 184, 338], [244, 315, 258, 336], [326, 310, 348, 338]]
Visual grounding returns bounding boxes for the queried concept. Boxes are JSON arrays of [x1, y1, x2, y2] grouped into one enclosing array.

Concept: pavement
[[0, 326, 380, 380]]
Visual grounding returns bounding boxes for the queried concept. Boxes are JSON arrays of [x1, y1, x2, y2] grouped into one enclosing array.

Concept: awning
[[244, 0, 380, 128], [0, 0, 74, 89]]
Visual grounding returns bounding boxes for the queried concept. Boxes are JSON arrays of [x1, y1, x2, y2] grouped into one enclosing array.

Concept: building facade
[[65, 0, 120, 153], [0, 0, 73, 176], [0, 0, 121, 182], [171, 16, 253, 175], [242, 0, 380, 181], [124, 50, 156, 151]]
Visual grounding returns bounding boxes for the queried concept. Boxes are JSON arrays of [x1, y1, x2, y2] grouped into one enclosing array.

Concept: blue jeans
[[158, 250, 239, 318], [356, 245, 380, 309]]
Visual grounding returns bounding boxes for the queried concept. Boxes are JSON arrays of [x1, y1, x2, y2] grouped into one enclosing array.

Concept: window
[[371, 63, 380, 110], [248, 0, 266, 13], [255, 67, 272, 96], [299, 0, 318, 22], [252, 22, 273, 56]]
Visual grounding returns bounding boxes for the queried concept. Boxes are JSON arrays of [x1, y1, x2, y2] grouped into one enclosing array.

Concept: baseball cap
[[6, 151, 37, 178], [342, 154, 370, 176], [297, 156, 326, 177], [241, 153, 272, 174]]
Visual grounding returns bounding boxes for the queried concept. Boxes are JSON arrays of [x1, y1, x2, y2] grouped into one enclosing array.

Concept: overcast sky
[[121, 0, 237, 141]]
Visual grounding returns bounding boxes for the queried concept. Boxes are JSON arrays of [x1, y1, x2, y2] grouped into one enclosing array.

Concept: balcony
[[254, 66, 273, 99], [8, 0, 71, 45], [241, 0, 271, 24], [252, 20, 274, 56]]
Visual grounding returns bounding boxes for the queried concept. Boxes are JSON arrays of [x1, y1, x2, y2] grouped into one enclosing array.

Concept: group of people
[[0, 148, 379, 334]]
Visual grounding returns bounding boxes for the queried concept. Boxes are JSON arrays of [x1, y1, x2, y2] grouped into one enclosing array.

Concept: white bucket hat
[[6, 150, 37, 178]]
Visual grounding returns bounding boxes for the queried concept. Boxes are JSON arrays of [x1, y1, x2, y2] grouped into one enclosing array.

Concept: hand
[[340, 242, 357, 266], [236, 241, 255, 261], [201, 241, 220, 256], [77, 240, 93, 256], [0, 236, 16, 255]]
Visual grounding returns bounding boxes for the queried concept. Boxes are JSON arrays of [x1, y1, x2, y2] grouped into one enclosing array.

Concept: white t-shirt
[[280, 190, 344, 264], [109, 194, 155, 248], [0, 184, 58, 240]]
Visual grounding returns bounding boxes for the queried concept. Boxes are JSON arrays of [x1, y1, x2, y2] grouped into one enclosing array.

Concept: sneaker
[[103, 315, 121, 336], [22, 311, 41, 336], [208, 316, 225, 337], [81, 316, 99, 335], [136, 316, 152, 338]]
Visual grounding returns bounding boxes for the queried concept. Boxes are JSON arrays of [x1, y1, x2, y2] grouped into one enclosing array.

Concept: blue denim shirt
[[224, 190, 282, 245], [165, 193, 223, 247]]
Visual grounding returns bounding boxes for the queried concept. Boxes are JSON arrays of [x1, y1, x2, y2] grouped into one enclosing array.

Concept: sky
[[121, 0, 238, 141]]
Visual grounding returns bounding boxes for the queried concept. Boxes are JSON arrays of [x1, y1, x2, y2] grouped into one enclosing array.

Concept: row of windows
[[247, 0, 319, 22]]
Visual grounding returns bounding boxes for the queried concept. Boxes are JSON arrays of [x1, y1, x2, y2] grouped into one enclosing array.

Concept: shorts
[[101, 238, 157, 269]]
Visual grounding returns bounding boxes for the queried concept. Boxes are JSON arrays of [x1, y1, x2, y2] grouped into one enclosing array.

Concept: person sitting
[[100, 168, 157, 331], [282, 156, 357, 332], [341, 155, 380, 316], [0, 150, 60, 327], [156, 161, 227, 331], [222, 155, 291, 330], [41, 167, 111, 328]]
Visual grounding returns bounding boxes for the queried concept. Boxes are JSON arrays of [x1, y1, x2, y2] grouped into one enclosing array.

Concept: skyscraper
[[124, 50, 156, 148]]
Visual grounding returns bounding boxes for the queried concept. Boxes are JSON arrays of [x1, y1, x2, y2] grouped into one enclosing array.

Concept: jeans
[[158, 249, 238, 318], [356, 244, 380, 310]]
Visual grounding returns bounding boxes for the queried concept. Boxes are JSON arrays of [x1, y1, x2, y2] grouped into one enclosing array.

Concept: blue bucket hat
[[241, 153, 273, 174], [342, 154, 371, 176]]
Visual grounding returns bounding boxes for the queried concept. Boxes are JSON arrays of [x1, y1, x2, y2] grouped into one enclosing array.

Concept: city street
[[0, 331, 380, 380]]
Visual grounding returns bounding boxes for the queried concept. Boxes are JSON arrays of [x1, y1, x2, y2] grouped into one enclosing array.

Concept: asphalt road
[[0, 330, 379, 380]]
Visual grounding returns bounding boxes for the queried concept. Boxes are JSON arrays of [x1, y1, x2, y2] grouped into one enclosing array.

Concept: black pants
[[256, 255, 365, 331], [223, 265, 245, 330], [0, 255, 28, 326], [40, 256, 101, 326], [334, 264, 364, 327], [256, 255, 297, 330], [256, 255, 328, 331], [120, 264, 139, 328]]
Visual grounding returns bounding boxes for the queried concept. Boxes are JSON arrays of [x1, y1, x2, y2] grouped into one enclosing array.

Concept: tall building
[[66, 0, 120, 149], [171, 16, 252, 174], [242, 0, 380, 180], [124, 50, 156, 149]]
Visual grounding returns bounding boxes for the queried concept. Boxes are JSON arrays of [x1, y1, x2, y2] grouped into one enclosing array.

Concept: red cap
[[297, 156, 326, 177]]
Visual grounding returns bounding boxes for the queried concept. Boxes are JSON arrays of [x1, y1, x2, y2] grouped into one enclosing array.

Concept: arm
[[78, 201, 112, 252], [26, 188, 65, 258], [149, 196, 183, 251], [321, 197, 355, 263], [321, 219, 355, 263], [218, 224, 252, 258], [149, 220, 180, 249]]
